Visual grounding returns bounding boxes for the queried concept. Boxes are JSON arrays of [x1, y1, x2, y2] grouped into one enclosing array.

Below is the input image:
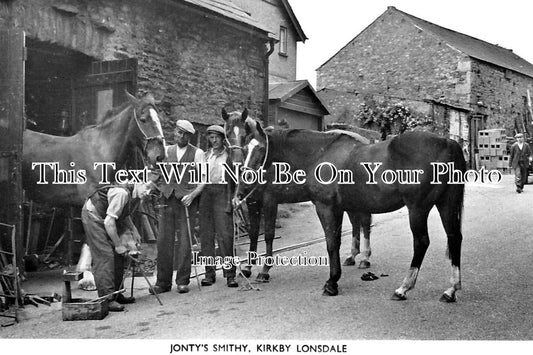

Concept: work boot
[[177, 285, 189, 294], [116, 294, 136, 304], [149, 285, 171, 295], [201, 277, 216, 286], [108, 301, 125, 312], [227, 277, 238, 288]]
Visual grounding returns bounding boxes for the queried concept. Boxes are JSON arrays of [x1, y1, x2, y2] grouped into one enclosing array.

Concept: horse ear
[[222, 108, 229, 121], [241, 108, 248, 122]]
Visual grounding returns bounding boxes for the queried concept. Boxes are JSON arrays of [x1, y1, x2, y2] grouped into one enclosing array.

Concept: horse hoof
[[343, 257, 356, 266], [241, 269, 252, 278], [439, 293, 456, 303], [322, 284, 338, 296], [255, 273, 270, 283], [358, 260, 371, 269], [390, 292, 407, 301]]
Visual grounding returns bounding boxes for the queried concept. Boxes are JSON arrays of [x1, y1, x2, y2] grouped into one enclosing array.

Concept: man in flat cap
[[199, 125, 238, 288], [151, 120, 205, 294], [509, 132, 532, 193]]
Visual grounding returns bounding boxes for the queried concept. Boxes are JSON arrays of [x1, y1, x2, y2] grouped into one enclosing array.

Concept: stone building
[[229, 0, 329, 130], [0, 0, 273, 264], [317, 6, 533, 166], [1, 0, 273, 141]]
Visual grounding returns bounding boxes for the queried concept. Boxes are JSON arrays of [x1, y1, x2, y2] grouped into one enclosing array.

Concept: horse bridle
[[224, 121, 269, 205], [133, 105, 166, 150]]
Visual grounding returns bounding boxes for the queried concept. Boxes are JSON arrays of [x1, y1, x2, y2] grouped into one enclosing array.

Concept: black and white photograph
[[0, 0, 531, 353]]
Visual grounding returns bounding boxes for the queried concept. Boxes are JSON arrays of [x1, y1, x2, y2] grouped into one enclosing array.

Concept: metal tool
[[126, 253, 163, 306], [184, 206, 201, 291]]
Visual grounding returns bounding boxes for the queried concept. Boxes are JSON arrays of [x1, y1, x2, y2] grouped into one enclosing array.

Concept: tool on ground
[[88, 288, 126, 303], [0, 223, 19, 324], [125, 253, 163, 306], [184, 206, 201, 291]]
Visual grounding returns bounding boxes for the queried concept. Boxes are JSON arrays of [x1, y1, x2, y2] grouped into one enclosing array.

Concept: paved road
[[1, 175, 532, 345]]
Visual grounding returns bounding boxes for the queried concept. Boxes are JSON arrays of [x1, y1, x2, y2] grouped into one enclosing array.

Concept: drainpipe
[[263, 38, 276, 126]]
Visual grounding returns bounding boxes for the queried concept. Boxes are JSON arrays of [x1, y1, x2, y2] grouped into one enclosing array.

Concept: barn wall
[[315, 8, 471, 134], [317, 9, 471, 105], [0, 0, 268, 139], [471, 60, 533, 134]]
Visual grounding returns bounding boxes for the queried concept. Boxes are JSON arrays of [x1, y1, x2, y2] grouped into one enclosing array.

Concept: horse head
[[222, 108, 248, 164], [224, 111, 269, 201], [125, 91, 166, 167]]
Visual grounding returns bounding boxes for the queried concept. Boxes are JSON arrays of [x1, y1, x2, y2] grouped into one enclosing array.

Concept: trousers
[[514, 162, 528, 189], [81, 208, 125, 298], [199, 185, 235, 279], [156, 195, 196, 287]]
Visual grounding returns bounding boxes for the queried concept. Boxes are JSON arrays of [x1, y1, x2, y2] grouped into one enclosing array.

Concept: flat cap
[[206, 125, 225, 136], [176, 120, 195, 134], [515, 133, 524, 138]]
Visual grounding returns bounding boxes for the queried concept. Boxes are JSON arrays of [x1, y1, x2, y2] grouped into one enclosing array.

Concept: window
[[279, 26, 288, 56]]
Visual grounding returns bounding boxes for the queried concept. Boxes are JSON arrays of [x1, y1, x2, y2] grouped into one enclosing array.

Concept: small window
[[279, 26, 288, 56]]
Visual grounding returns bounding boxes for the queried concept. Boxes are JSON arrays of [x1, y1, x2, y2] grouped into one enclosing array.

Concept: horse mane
[[77, 101, 132, 133]]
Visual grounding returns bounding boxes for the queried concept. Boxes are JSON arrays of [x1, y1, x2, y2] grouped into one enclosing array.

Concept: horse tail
[[442, 139, 466, 261]]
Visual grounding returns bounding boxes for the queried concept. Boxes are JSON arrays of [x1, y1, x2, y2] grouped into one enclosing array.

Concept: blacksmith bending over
[[81, 181, 153, 312]]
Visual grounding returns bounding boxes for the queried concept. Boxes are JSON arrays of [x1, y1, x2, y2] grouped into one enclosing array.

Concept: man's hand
[[232, 196, 242, 208], [181, 193, 194, 207], [115, 245, 128, 255]]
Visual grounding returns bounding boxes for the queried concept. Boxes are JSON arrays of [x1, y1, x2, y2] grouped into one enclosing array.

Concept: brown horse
[[235, 122, 465, 302], [222, 109, 373, 283], [22, 92, 166, 208]]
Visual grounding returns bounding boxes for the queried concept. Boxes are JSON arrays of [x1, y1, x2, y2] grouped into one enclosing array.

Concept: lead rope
[[233, 205, 259, 291]]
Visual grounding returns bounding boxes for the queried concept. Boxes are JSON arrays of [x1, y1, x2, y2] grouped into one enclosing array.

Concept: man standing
[[81, 182, 152, 312], [199, 125, 238, 288], [151, 120, 204, 294], [509, 133, 532, 193]]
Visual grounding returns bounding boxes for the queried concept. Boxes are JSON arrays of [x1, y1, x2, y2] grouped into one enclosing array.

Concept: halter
[[133, 106, 166, 149], [223, 120, 270, 205], [235, 132, 270, 205], [224, 122, 245, 151]]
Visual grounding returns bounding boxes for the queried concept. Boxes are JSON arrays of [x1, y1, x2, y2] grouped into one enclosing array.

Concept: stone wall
[[471, 61, 533, 134], [316, 7, 533, 138], [317, 9, 470, 108], [1, 0, 268, 138]]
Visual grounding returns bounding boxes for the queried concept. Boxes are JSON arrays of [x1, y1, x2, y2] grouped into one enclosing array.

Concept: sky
[[289, 0, 533, 88]]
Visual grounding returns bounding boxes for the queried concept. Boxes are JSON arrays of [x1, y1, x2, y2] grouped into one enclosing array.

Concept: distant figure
[[509, 133, 532, 193]]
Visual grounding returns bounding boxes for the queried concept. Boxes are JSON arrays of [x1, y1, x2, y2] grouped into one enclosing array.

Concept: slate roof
[[181, 0, 273, 36], [269, 80, 330, 114], [320, 6, 533, 78], [394, 7, 533, 78]]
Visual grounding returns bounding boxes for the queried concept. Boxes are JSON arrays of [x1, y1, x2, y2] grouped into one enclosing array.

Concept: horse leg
[[243, 200, 262, 278], [358, 213, 372, 269], [256, 199, 277, 283], [343, 212, 359, 266], [315, 202, 344, 296], [436, 194, 463, 303], [392, 208, 430, 301]]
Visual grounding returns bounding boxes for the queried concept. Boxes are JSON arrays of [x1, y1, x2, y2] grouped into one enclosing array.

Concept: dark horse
[[235, 122, 465, 302], [222, 109, 373, 283], [22, 92, 166, 208]]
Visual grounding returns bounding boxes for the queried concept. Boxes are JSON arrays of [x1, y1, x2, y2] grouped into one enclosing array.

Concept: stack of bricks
[[478, 129, 510, 171]]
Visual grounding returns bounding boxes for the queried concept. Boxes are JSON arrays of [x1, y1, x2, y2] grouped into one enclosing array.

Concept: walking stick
[[185, 206, 201, 291]]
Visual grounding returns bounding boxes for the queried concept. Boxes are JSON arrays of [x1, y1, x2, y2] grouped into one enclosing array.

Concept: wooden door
[[71, 58, 137, 133], [0, 29, 25, 264]]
